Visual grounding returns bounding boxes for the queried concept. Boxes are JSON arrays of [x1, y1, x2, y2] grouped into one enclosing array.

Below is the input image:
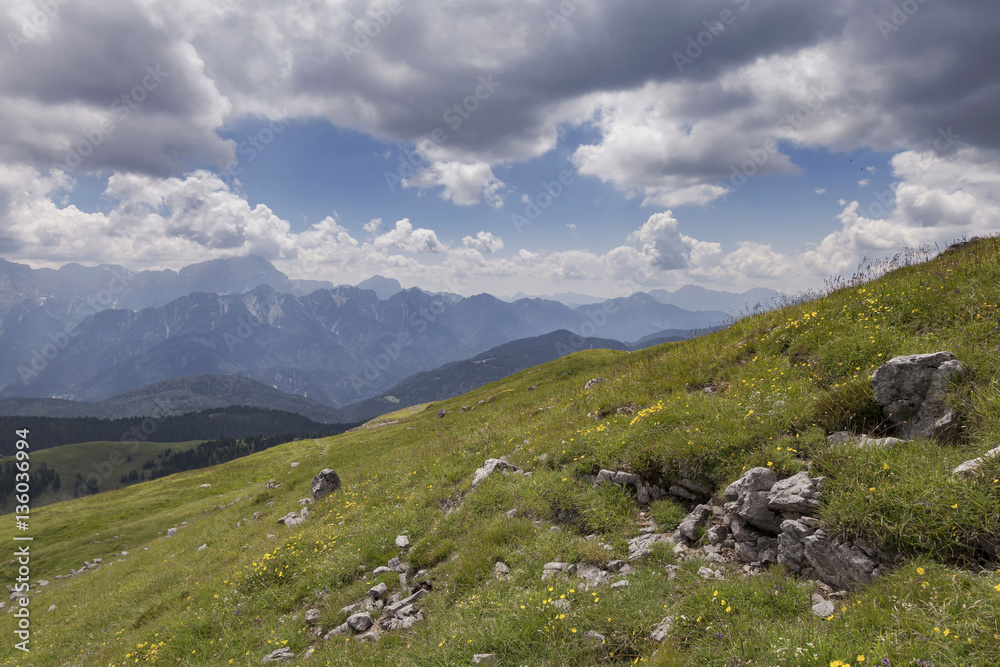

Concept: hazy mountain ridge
[[0, 264, 728, 406]]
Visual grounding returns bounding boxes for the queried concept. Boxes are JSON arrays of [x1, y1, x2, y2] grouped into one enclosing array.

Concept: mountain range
[[0, 257, 730, 408]]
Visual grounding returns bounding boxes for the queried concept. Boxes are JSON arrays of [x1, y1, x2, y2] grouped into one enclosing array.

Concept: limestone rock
[[650, 616, 673, 643], [953, 446, 1000, 478], [584, 377, 606, 390], [767, 472, 824, 514], [627, 533, 673, 560], [724, 467, 781, 533], [395, 534, 410, 548], [472, 459, 523, 487], [871, 352, 967, 440], [310, 469, 341, 500], [677, 504, 711, 542], [347, 612, 374, 633], [472, 654, 497, 664], [811, 594, 835, 618], [261, 647, 295, 663]]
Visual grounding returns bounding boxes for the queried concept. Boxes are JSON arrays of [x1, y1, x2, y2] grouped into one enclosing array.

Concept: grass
[[3, 238, 1000, 664], [0, 439, 203, 512]]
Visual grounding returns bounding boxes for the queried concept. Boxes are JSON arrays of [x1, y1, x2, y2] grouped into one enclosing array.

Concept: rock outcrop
[[871, 352, 967, 440], [674, 466, 881, 590]]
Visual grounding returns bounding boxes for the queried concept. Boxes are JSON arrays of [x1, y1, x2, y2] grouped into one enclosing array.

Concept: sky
[[1, 0, 998, 299]]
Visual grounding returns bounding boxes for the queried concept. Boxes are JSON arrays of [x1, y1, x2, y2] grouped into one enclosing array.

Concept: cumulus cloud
[[403, 161, 505, 208], [803, 147, 1000, 276], [462, 231, 504, 253], [372, 218, 444, 253]]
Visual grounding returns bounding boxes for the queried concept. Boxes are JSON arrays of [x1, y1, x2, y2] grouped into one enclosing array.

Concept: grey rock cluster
[[313, 554, 430, 649], [690, 466, 881, 590]]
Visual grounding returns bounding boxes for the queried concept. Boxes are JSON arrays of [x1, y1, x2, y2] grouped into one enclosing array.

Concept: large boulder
[[310, 469, 342, 500], [871, 352, 967, 439]]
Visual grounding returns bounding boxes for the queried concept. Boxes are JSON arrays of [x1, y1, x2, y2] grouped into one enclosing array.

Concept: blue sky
[[0, 0, 997, 297]]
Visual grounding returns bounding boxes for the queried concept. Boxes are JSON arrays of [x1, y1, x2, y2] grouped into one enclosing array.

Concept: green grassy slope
[[0, 440, 202, 512], [3, 239, 1000, 665]]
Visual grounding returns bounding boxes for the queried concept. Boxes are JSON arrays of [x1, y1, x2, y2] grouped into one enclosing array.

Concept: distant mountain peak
[[356, 275, 404, 300]]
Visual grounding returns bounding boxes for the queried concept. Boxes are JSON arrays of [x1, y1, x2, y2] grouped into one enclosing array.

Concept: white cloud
[[372, 218, 444, 253], [462, 231, 504, 253], [803, 147, 1000, 276], [363, 218, 382, 234], [403, 161, 505, 208], [858, 179, 870, 187], [815, 188, 827, 195]]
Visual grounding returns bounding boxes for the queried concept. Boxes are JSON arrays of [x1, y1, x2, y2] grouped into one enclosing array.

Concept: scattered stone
[[261, 647, 295, 663], [528, 385, 537, 391], [953, 446, 1000, 478], [199, 484, 211, 488], [697, 566, 722, 580], [461, 405, 471, 412], [305, 609, 321, 624], [494, 562, 510, 575], [504, 508, 518, 518], [368, 583, 389, 600], [871, 351, 967, 440], [277, 512, 304, 527], [471, 459, 524, 487], [664, 564, 680, 580], [324, 623, 351, 639], [584, 377, 606, 390], [197, 544, 207, 552], [388, 556, 405, 572], [650, 616, 673, 643], [708, 525, 728, 546], [575, 563, 611, 587], [347, 612, 374, 633], [438, 409, 447, 418], [628, 533, 673, 560], [373, 566, 394, 577], [472, 654, 497, 664], [355, 631, 379, 643], [541, 562, 575, 579], [551, 598, 571, 610], [298, 497, 313, 505], [290, 462, 299, 468], [610, 579, 629, 589], [811, 594, 835, 618], [605, 560, 626, 572], [310, 469, 342, 500], [166, 528, 177, 538], [857, 436, 905, 449], [678, 504, 712, 542], [47, 604, 56, 612], [395, 534, 410, 548]]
